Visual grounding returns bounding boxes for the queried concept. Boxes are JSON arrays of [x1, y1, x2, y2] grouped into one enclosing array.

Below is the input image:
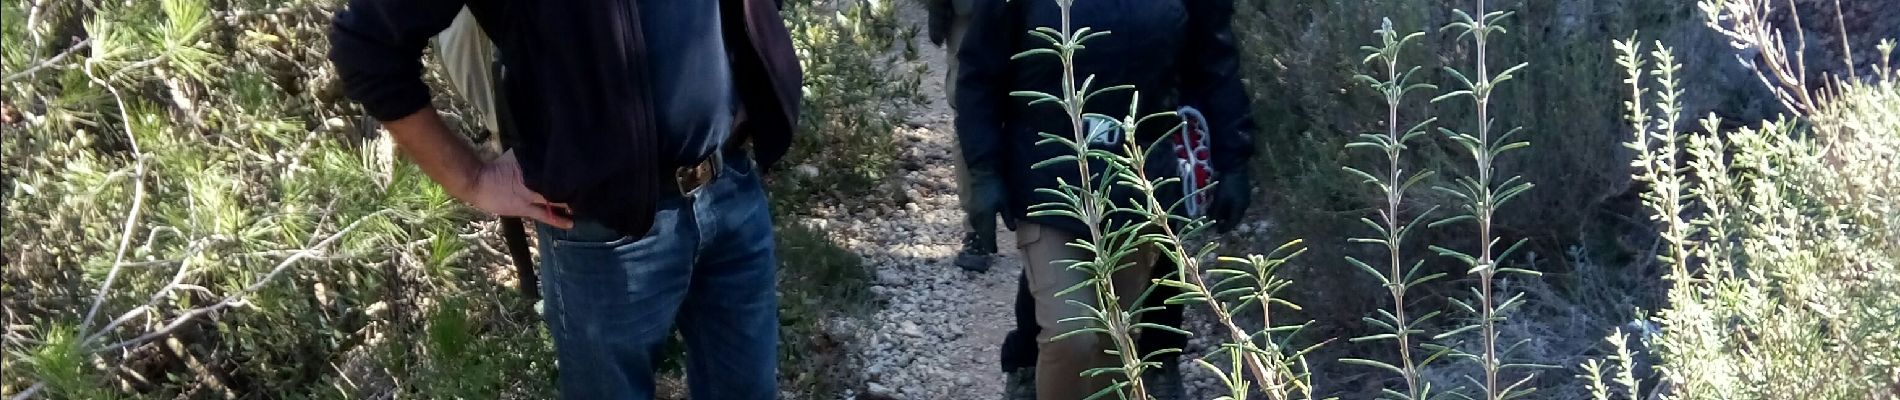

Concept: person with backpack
[[328, 1, 801, 398], [953, 0, 1258, 398]]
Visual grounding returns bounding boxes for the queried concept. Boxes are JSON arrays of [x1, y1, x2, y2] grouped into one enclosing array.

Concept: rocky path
[[795, 6, 1256, 400], [801, 9, 1021, 397]]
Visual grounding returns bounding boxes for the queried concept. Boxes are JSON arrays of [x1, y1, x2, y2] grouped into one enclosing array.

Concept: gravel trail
[[794, 7, 1019, 398], [799, 7, 1246, 399]]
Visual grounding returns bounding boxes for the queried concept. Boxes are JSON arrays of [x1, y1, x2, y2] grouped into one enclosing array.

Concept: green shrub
[[1, 0, 493, 396], [1616, 31, 1900, 399], [773, 221, 873, 397], [772, 0, 924, 214], [1230, 0, 1692, 334], [768, 0, 900, 395], [2, 0, 901, 397]]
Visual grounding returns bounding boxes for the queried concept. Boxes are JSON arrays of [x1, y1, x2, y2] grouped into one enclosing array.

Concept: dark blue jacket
[[328, 0, 802, 235], [954, 0, 1256, 236]]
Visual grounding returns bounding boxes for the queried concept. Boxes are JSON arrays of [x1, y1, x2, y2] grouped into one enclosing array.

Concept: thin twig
[[81, 243, 211, 345], [216, 5, 326, 21], [2, 39, 92, 83], [1783, 0, 1814, 109], [77, 57, 150, 339], [1831, 0, 1855, 82], [91, 209, 392, 354], [14, 211, 392, 400], [25, 0, 45, 51], [9, 383, 44, 400], [105, 57, 168, 82]]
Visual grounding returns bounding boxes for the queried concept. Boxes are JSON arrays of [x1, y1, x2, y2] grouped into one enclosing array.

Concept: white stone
[[795, 164, 821, 179], [866, 382, 896, 398]]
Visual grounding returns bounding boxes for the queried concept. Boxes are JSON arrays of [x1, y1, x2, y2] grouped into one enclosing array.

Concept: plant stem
[[1383, 50, 1422, 400], [1470, 1, 1501, 397], [1134, 166, 1283, 397], [1050, 1, 1143, 396], [77, 58, 150, 340]]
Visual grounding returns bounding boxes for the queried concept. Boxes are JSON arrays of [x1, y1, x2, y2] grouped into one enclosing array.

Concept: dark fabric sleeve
[[1178, 0, 1257, 172], [951, 0, 1012, 173], [327, 0, 467, 122]]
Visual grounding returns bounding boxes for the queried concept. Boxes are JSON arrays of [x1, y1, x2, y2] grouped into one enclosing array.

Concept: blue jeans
[[535, 152, 777, 399]]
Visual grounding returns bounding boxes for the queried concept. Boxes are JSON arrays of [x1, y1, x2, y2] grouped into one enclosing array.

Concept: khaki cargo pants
[[1017, 222, 1162, 399]]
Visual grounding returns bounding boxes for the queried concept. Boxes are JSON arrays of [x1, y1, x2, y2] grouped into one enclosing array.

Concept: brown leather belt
[[671, 150, 722, 196], [668, 139, 749, 196]]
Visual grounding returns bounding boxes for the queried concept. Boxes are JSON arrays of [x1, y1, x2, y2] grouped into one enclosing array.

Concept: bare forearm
[[383, 107, 482, 199]]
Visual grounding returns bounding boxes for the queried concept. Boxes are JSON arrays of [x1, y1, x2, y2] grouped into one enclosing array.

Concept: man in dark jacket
[[955, 0, 1256, 398], [328, 1, 801, 398]]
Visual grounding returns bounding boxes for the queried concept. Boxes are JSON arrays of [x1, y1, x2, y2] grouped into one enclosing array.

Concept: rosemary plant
[[1010, 1, 1316, 398], [1426, 1, 1542, 399], [1338, 18, 1447, 400]]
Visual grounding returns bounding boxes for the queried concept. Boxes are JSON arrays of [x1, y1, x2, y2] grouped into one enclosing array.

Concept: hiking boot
[[955, 231, 996, 272], [1004, 367, 1036, 400], [1142, 358, 1186, 400]]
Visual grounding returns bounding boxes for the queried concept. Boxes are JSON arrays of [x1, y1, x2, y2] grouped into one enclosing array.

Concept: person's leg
[[1135, 256, 1187, 356], [946, 1, 998, 272], [945, 0, 974, 106], [534, 203, 697, 400], [950, 142, 998, 273], [1021, 223, 1158, 399], [676, 152, 780, 399], [1000, 271, 1040, 372], [1136, 256, 1188, 400], [998, 271, 1039, 399], [945, 10, 965, 106]]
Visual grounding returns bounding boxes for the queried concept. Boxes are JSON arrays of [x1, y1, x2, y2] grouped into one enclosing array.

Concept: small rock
[[877, 270, 909, 286], [794, 164, 820, 179], [866, 381, 897, 398], [365, 301, 390, 318], [900, 321, 925, 338]]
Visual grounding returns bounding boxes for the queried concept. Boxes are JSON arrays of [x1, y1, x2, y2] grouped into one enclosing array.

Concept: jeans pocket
[[722, 152, 757, 179], [546, 219, 641, 249]]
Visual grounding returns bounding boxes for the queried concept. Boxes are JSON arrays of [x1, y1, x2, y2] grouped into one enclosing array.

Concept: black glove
[[1208, 168, 1253, 233], [967, 167, 1015, 231], [924, 0, 954, 47], [927, 13, 951, 47]]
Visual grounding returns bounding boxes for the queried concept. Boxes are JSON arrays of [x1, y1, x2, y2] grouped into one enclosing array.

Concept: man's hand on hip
[[381, 108, 573, 229], [469, 150, 573, 229]]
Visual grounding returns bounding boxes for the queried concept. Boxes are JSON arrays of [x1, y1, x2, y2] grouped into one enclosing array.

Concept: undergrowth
[[1021, 0, 1894, 399], [2, 0, 902, 397], [1596, 1, 1900, 395]]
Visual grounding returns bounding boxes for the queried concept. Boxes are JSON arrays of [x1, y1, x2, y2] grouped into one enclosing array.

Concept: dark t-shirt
[[641, 0, 736, 165]]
